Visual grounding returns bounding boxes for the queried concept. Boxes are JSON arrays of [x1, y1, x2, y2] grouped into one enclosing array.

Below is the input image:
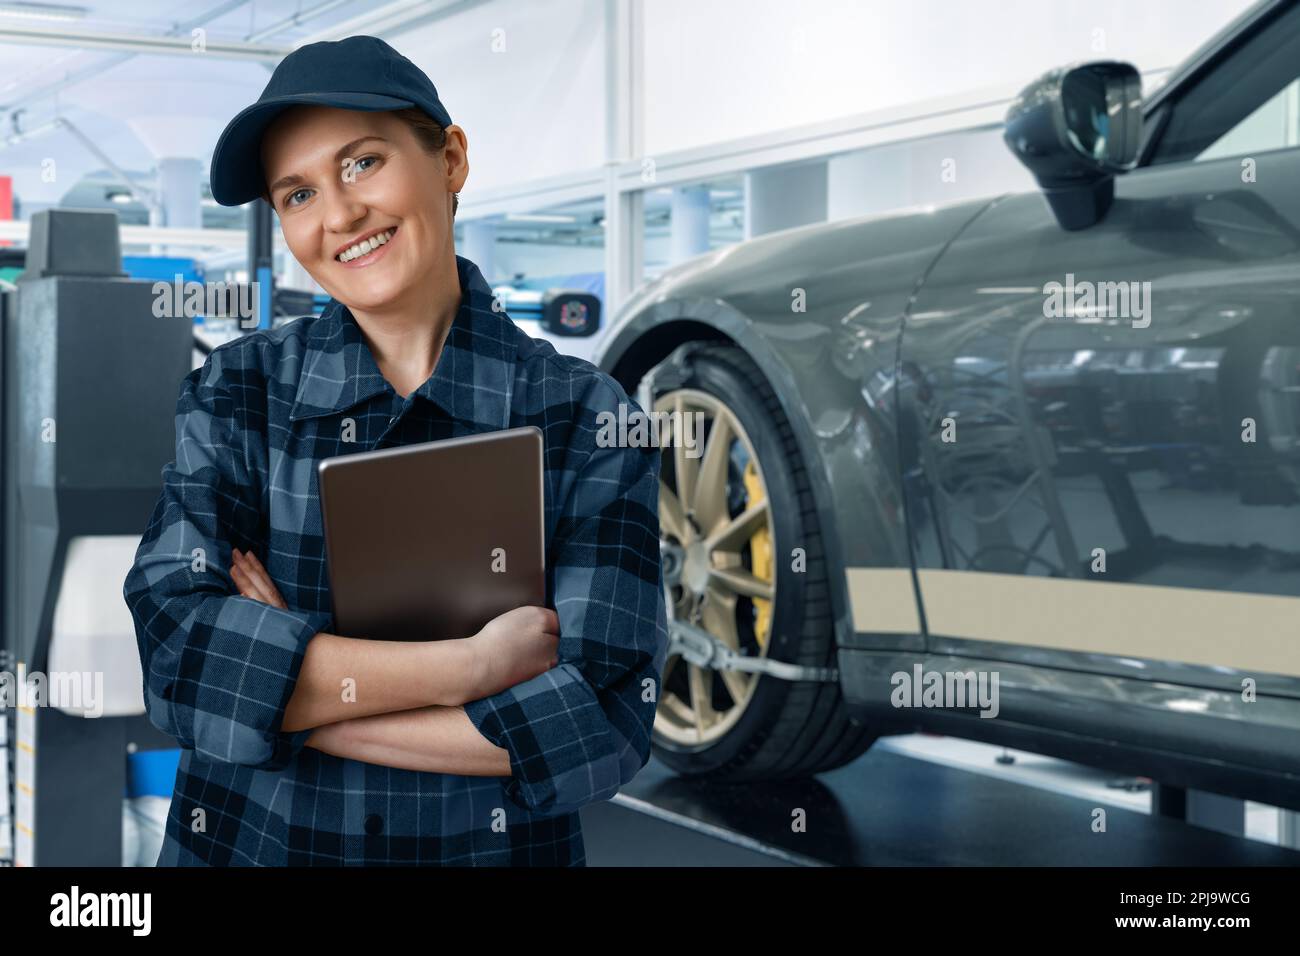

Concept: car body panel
[[900, 146, 1300, 698], [841, 648, 1300, 807], [599, 199, 994, 655]]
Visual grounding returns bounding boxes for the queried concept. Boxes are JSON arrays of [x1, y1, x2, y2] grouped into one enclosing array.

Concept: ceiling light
[[0, 2, 87, 21], [503, 213, 576, 224]]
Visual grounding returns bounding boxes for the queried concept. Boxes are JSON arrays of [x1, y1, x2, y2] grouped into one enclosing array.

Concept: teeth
[[338, 228, 394, 262]]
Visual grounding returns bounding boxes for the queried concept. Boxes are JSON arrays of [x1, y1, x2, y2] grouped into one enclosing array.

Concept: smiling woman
[[123, 34, 668, 867], [259, 105, 468, 379]]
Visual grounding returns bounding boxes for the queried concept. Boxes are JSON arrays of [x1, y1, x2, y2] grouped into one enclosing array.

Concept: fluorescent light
[[0, 2, 87, 21], [503, 213, 576, 224], [2, 117, 60, 147]]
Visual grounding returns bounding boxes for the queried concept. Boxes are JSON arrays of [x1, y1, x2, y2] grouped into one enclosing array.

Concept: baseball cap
[[209, 35, 454, 207]]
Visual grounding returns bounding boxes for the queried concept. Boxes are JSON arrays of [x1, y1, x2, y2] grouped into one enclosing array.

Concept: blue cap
[[209, 35, 454, 207]]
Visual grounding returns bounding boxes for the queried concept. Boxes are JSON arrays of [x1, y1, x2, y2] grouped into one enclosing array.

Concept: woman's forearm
[[304, 704, 511, 776], [281, 633, 477, 732]]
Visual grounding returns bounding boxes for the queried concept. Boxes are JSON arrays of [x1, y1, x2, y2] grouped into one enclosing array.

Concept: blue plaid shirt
[[123, 254, 667, 866]]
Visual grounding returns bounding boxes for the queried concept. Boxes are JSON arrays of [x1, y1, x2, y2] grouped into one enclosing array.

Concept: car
[[595, 0, 1300, 809]]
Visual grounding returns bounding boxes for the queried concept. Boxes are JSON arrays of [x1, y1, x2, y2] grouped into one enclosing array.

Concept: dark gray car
[[596, 0, 1300, 809]]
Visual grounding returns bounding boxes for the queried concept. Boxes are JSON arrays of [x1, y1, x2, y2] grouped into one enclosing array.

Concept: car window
[[1196, 77, 1300, 161], [1147, 0, 1300, 165]]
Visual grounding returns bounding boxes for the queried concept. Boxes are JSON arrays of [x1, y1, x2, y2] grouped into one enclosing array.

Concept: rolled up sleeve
[[464, 380, 669, 815], [123, 353, 331, 771]]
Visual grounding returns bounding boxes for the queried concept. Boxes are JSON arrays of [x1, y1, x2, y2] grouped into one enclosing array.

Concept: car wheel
[[645, 343, 876, 781]]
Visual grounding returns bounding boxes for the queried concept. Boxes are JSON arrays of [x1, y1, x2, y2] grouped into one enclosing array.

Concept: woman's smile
[[335, 225, 399, 268]]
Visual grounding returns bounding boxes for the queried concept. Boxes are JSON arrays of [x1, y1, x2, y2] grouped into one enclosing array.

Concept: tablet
[[317, 425, 545, 642]]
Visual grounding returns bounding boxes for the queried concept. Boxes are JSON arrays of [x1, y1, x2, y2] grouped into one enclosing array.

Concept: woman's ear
[[443, 124, 469, 193]]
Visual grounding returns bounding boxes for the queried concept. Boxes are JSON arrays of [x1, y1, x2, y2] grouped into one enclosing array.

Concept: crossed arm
[[230, 547, 510, 776], [128, 361, 663, 815]]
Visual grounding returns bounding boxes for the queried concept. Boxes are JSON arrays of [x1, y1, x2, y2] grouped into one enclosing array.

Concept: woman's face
[[260, 105, 468, 313]]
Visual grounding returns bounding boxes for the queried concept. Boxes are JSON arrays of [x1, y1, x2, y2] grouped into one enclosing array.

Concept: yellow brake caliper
[[742, 460, 773, 650]]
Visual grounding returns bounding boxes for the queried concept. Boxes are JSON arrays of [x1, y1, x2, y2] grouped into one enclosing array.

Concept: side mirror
[[1004, 60, 1142, 230], [542, 290, 601, 337]]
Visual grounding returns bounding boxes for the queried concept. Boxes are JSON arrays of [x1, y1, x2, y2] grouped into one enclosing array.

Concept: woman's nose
[[321, 188, 368, 236]]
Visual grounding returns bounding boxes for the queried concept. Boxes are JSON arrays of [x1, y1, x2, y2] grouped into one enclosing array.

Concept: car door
[[897, 0, 1300, 695]]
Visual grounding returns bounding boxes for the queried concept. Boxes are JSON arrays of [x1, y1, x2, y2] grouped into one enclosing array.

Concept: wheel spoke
[[659, 481, 688, 542], [703, 592, 755, 707], [687, 663, 714, 735], [673, 393, 699, 513], [701, 585, 740, 651], [661, 684, 696, 724], [719, 665, 752, 707], [710, 565, 775, 601], [706, 500, 769, 554], [691, 414, 732, 534]]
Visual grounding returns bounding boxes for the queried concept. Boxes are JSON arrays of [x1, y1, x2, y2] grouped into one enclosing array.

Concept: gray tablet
[[317, 425, 545, 642]]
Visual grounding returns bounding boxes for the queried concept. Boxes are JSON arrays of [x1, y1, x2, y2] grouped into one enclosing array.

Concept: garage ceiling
[[0, 1, 435, 209]]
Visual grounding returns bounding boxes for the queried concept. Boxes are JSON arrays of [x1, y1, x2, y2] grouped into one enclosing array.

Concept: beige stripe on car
[[844, 567, 922, 634], [846, 566, 1300, 677]]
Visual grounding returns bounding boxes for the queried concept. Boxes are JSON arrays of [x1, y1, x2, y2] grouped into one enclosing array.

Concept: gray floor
[[581, 734, 1300, 866], [876, 733, 1290, 844]]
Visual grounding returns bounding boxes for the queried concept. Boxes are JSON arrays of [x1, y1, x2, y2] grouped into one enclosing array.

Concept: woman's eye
[[352, 155, 379, 175], [286, 188, 313, 207]]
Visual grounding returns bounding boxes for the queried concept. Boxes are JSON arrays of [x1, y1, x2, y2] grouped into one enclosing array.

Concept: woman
[[123, 35, 667, 866]]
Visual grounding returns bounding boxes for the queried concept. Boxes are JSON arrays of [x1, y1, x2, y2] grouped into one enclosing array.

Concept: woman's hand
[[232, 548, 559, 701], [231, 547, 288, 609], [466, 605, 560, 700]]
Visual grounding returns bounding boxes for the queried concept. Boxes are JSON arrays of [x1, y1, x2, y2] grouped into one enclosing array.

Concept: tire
[[646, 343, 876, 781]]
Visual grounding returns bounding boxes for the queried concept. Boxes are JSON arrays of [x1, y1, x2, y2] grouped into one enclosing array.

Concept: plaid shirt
[[123, 254, 667, 866]]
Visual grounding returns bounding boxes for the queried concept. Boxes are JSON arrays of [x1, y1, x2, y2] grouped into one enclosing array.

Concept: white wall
[[827, 125, 1037, 221], [641, 0, 1258, 156], [393, 0, 606, 195]]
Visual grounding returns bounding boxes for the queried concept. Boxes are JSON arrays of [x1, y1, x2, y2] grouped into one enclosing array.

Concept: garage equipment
[[1, 208, 191, 865]]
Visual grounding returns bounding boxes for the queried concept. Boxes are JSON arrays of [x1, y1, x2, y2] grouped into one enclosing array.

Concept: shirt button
[[364, 814, 384, 835]]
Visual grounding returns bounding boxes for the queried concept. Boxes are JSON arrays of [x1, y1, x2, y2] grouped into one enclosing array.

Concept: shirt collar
[[289, 254, 517, 431]]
